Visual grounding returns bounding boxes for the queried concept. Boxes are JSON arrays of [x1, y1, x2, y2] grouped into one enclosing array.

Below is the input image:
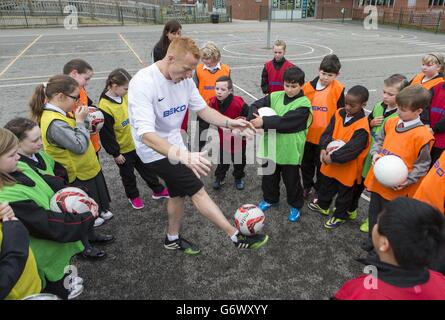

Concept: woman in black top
[[152, 19, 182, 63]]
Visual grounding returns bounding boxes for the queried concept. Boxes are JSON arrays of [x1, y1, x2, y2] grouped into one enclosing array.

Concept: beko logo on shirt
[[312, 106, 328, 112], [163, 105, 186, 117]]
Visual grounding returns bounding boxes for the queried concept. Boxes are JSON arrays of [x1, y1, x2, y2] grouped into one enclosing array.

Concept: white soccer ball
[[50, 187, 98, 216], [87, 107, 104, 133], [373, 155, 409, 188], [326, 140, 346, 155], [234, 204, 265, 236], [258, 107, 277, 118]]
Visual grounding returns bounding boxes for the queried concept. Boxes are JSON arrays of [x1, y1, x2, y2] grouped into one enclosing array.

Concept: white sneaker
[[69, 276, 83, 286], [94, 217, 105, 227], [67, 284, 84, 300], [100, 210, 114, 220]]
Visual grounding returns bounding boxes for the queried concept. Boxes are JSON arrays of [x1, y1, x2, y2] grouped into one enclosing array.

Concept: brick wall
[[316, 0, 354, 18], [227, 0, 268, 20]]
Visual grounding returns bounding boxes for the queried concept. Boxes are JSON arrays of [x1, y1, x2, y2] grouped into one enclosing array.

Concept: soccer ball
[[50, 187, 98, 216], [373, 155, 409, 187], [234, 204, 265, 236], [326, 140, 346, 155], [87, 107, 104, 133], [258, 107, 277, 118]]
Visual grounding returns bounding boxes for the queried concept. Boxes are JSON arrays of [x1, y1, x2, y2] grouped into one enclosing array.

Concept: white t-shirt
[[128, 63, 207, 163]]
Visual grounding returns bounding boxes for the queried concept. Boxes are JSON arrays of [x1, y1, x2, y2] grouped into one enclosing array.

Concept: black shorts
[[143, 158, 203, 198]]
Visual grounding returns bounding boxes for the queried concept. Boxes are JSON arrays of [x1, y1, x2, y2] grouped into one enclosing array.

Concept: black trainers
[[234, 233, 269, 249], [81, 246, 107, 260], [164, 236, 201, 255], [212, 179, 225, 190]]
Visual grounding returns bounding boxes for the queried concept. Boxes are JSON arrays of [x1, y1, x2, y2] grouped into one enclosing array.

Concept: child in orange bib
[[301, 54, 345, 201], [363, 85, 435, 252], [307, 86, 370, 229]]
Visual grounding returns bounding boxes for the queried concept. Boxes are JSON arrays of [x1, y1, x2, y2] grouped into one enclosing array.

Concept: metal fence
[[351, 7, 445, 33], [0, 0, 231, 28]]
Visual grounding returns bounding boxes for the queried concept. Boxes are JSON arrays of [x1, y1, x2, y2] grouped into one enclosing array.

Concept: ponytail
[[29, 75, 79, 122], [29, 84, 47, 122]]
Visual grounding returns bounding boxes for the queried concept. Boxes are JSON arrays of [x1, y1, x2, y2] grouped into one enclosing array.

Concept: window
[[273, 0, 301, 9]]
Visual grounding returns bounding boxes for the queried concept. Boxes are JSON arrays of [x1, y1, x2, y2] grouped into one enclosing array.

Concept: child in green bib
[[250, 67, 312, 223]]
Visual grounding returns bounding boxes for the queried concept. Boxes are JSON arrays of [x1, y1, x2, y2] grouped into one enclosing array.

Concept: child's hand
[[392, 180, 408, 191], [75, 105, 89, 123], [320, 150, 328, 165], [372, 153, 382, 165], [0, 202, 15, 221], [322, 153, 332, 165], [250, 113, 264, 129], [370, 116, 384, 128], [229, 117, 256, 139], [114, 154, 126, 165]]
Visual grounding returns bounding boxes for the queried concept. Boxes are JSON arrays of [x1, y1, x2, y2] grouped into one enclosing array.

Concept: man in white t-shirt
[[128, 37, 269, 254]]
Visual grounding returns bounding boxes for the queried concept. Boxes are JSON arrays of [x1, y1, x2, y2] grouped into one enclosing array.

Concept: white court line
[[0, 76, 108, 89], [0, 35, 42, 79], [0, 39, 116, 46], [0, 49, 130, 59], [0, 68, 141, 82], [118, 33, 146, 66], [233, 83, 258, 101]]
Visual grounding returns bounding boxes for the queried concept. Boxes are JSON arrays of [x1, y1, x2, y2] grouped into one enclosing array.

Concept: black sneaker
[[89, 233, 115, 245], [212, 179, 225, 190], [81, 246, 107, 260], [235, 179, 245, 190], [164, 236, 201, 255], [234, 234, 269, 249]]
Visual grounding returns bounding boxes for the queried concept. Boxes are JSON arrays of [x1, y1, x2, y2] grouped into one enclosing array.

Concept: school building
[[226, 0, 445, 20]]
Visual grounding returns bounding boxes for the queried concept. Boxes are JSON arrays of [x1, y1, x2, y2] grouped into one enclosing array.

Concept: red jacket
[[208, 95, 247, 154]]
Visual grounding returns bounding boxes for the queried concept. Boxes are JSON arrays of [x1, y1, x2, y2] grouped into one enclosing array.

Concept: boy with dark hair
[[209, 76, 249, 190], [261, 40, 295, 95], [308, 85, 370, 229], [358, 74, 409, 233], [301, 54, 345, 202], [364, 85, 435, 251], [335, 197, 445, 300], [251, 66, 312, 222]]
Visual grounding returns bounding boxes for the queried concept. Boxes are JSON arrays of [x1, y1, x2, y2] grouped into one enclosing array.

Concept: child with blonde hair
[[193, 41, 231, 151]]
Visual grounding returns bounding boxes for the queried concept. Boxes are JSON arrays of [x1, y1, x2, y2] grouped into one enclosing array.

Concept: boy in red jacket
[[208, 76, 249, 190]]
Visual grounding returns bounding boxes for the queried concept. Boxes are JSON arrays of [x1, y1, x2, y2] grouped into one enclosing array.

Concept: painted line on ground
[[0, 76, 108, 88], [233, 83, 258, 101], [0, 68, 141, 82], [0, 35, 42, 79], [0, 49, 130, 59], [118, 33, 146, 66]]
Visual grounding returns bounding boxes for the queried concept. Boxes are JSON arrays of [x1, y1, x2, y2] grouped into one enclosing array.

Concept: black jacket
[[0, 220, 31, 299], [249, 91, 311, 134], [320, 108, 369, 164]]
